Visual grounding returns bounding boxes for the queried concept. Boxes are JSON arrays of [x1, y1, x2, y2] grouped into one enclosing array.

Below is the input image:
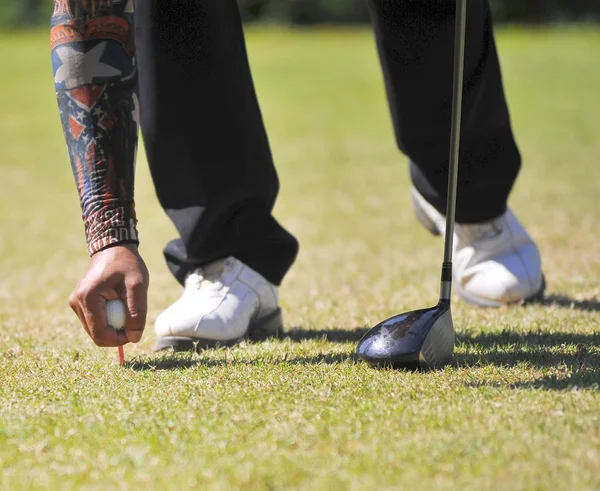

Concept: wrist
[[91, 241, 139, 257], [85, 205, 139, 256]]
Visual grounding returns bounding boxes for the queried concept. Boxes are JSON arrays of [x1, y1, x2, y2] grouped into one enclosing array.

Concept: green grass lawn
[[1, 26, 599, 490]]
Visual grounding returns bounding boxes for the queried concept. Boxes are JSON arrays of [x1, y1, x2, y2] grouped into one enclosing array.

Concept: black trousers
[[134, 0, 521, 286]]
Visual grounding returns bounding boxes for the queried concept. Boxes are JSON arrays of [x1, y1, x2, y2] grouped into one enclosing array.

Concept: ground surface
[[1, 27, 599, 491]]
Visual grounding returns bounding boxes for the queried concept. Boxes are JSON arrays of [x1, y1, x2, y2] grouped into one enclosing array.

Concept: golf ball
[[106, 299, 126, 331]]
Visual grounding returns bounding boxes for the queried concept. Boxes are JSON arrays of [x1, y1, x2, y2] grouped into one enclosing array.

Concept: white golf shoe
[[154, 257, 282, 351], [412, 188, 545, 307]]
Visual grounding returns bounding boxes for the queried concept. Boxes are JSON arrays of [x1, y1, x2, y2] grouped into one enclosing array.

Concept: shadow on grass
[[281, 327, 370, 343], [125, 295, 599, 388], [487, 372, 598, 391], [125, 355, 199, 371], [206, 352, 360, 367], [122, 328, 369, 370], [456, 331, 600, 390], [540, 293, 600, 312], [278, 292, 599, 345], [125, 351, 359, 371]]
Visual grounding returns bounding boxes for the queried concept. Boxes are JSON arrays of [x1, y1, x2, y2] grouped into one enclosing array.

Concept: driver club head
[[356, 300, 455, 370]]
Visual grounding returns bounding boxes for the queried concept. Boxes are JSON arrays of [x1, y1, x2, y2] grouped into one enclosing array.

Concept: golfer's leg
[[134, 0, 298, 287], [367, 0, 520, 223], [367, 0, 543, 306]]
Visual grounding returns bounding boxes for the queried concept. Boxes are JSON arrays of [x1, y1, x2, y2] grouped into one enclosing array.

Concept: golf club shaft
[[440, 0, 467, 301]]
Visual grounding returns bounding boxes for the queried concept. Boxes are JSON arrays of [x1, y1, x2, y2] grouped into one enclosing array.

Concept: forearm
[[51, 0, 139, 255]]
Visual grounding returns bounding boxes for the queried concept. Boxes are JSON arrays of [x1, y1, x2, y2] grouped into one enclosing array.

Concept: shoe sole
[[153, 308, 283, 353]]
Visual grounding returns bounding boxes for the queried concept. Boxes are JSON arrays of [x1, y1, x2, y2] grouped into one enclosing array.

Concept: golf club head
[[356, 300, 455, 370]]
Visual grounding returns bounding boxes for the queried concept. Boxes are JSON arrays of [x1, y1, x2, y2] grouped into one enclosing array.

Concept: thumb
[[124, 278, 148, 343]]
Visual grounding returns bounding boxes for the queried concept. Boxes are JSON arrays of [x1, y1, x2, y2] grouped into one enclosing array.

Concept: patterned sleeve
[[51, 0, 139, 255]]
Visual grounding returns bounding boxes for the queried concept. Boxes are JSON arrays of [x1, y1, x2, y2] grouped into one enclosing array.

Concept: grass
[[1, 26, 599, 490]]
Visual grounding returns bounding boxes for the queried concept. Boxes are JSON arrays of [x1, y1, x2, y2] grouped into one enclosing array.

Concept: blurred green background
[[1, 0, 600, 27]]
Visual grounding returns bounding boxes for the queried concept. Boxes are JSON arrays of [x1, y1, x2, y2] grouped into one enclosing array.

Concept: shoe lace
[[459, 218, 504, 243], [184, 258, 234, 290], [185, 269, 206, 290]]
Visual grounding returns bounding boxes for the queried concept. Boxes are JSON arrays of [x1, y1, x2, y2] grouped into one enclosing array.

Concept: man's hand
[[69, 244, 150, 347]]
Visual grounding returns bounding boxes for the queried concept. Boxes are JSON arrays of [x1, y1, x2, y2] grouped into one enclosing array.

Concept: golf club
[[356, 0, 467, 369]]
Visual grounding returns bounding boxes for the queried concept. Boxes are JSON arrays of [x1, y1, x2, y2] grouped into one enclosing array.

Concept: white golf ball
[[106, 299, 126, 331]]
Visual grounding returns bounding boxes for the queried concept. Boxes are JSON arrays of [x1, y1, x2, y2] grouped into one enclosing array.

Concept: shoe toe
[[193, 311, 246, 341], [460, 263, 523, 305], [458, 247, 543, 306], [154, 297, 222, 338], [155, 309, 175, 338]]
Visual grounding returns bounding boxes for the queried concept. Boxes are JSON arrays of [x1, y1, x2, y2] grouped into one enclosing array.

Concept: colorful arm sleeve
[[51, 0, 139, 255]]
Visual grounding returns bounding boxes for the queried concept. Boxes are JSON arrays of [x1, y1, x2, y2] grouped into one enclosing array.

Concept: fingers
[[69, 286, 128, 347], [83, 291, 128, 347], [124, 275, 148, 344], [69, 292, 90, 338], [69, 245, 150, 348]]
